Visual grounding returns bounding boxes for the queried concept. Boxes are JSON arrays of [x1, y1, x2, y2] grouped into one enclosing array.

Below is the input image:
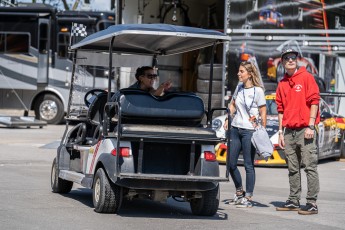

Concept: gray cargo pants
[[284, 128, 320, 203]]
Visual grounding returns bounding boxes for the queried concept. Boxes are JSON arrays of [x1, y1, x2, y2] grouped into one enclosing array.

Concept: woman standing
[[224, 61, 267, 208]]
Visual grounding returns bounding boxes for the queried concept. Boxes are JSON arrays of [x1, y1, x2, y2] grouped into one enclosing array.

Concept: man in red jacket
[[275, 48, 320, 215]]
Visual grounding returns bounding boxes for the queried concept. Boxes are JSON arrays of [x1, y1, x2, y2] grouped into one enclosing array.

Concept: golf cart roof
[[70, 24, 231, 55]]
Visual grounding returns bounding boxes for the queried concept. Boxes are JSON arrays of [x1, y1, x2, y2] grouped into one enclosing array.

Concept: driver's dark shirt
[[129, 81, 141, 89], [128, 81, 153, 92]]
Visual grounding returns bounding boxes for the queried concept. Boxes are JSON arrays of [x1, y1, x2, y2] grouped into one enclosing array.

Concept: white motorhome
[[0, 3, 115, 124]]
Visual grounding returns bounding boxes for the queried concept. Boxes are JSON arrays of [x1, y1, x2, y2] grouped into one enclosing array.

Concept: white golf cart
[[50, 24, 230, 216]]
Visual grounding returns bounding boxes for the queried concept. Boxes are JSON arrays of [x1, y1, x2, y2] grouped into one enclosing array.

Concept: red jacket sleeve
[[306, 74, 320, 106], [275, 84, 284, 113]]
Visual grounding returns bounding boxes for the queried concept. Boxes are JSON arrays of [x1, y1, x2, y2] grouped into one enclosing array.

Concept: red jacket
[[276, 66, 320, 129]]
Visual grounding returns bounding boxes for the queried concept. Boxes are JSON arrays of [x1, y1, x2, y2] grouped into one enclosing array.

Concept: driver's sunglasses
[[144, 74, 158, 79], [283, 55, 297, 61]]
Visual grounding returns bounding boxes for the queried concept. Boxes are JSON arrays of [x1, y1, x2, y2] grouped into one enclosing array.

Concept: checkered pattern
[[71, 23, 87, 37]]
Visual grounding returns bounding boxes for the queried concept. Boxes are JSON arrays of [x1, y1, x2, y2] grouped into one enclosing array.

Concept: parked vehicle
[[0, 3, 114, 124], [212, 94, 345, 166], [50, 24, 230, 216]]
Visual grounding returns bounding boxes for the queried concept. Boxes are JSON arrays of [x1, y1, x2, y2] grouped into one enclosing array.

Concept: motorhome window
[[39, 23, 49, 54], [0, 33, 29, 53], [57, 32, 70, 58]]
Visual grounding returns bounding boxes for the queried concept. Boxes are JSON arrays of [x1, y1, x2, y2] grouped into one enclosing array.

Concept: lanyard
[[242, 86, 255, 115]]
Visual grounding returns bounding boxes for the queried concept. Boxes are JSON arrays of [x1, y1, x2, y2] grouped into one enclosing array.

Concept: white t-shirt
[[231, 85, 266, 130]]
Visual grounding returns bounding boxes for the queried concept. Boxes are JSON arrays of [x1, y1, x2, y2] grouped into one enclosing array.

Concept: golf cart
[[50, 24, 230, 216]]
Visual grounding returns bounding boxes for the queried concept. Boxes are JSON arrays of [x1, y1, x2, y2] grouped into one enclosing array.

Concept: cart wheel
[[35, 94, 64, 124], [190, 185, 220, 216], [93, 168, 122, 213], [51, 158, 73, 193]]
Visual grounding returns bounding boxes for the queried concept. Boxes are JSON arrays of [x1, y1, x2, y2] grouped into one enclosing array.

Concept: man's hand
[[278, 134, 285, 149], [153, 80, 173, 96], [305, 127, 315, 139], [161, 80, 172, 91]]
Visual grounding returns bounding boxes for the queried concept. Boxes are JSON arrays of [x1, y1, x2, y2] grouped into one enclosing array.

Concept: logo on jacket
[[294, 84, 302, 92]]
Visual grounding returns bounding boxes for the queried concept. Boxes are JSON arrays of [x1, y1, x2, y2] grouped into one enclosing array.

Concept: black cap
[[281, 48, 299, 58]]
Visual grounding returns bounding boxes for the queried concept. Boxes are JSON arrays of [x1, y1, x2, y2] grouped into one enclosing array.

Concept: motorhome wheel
[[35, 94, 64, 124]]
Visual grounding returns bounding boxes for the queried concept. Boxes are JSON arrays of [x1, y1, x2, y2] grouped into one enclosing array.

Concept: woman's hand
[[223, 118, 228, 131], [258, 105, 267, 128]]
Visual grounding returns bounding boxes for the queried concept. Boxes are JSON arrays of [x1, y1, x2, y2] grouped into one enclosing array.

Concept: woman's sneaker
[[235, 197, 253, 208], [298, 203, 318, 215], [276, 200, 300, 211], [228, 192, 245, 205]]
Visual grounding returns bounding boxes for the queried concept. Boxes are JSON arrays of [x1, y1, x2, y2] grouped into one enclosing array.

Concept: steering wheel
[[84, 89, 107, 107], [66, 123, 87, 145]]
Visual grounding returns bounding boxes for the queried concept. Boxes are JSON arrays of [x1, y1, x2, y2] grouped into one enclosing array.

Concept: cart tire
[[93, 168, 122, 213], [190, 185, 220, 216], [51, 158, 73, 193], [35, 94, 65, 124]]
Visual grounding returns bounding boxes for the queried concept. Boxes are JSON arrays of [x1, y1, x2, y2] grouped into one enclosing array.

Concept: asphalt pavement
[[0, 123, 345, 230]]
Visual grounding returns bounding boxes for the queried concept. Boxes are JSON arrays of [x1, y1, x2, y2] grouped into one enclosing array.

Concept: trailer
[[0, 3, 115, 124], [111, 0, 345, 111]]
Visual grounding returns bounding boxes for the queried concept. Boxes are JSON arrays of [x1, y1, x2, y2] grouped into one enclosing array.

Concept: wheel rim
[[94, 178, 101, 203], [39, 100, 58, 120]]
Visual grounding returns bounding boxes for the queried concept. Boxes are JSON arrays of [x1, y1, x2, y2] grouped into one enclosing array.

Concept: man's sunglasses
[[144, 74, 158, 79], [283, 55, 297, 61]]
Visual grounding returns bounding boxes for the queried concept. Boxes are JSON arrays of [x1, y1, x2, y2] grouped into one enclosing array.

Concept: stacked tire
[[196, 64, 223, 119]]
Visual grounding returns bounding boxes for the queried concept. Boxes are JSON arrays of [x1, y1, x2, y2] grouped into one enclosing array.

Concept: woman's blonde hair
[[240, 61, 262, 87]]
